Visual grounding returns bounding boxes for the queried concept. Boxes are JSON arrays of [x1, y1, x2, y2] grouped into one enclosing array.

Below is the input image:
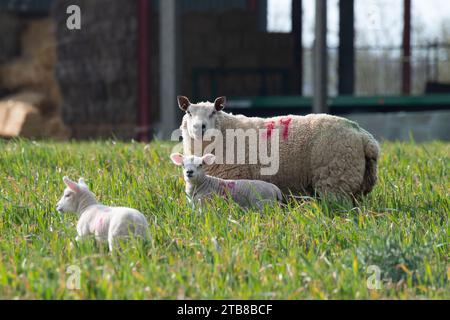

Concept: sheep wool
[[179, 97, 380, 198]]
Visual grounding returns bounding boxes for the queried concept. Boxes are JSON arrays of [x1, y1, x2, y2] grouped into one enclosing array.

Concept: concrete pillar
[[159, 0, 178, 139], [138, 0, 150, 142]]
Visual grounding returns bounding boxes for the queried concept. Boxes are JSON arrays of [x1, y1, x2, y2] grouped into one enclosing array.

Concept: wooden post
[[313, 0, 328, 113]]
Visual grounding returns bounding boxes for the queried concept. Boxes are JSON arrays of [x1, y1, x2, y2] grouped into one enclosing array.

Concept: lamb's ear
[[170, 153, 184, 166], [63, 176, 79, 193], [214, 96, 226, 111], [202, 154, 216, 165], [177, 96, 191, 112], [78, 178, 88, 189]]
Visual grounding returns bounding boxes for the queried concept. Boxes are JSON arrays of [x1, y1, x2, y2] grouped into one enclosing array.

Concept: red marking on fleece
[[219, 181, 235, 196], [264, 121, 276, 139], [279, 117, 292, 140], [96, 215, 105, 232]]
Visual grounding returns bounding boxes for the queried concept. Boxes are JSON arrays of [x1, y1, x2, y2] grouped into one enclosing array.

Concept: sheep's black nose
[[186, 170, 194, 176], [201, 124, 206, 134]]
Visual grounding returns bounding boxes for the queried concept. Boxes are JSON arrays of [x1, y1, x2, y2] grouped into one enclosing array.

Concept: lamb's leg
[[197, 199, 205, 214], [254, 200, 265, 211], [75, 232, 90, 242], [108, 234, 116, 253], [186, 194, 194, 209]]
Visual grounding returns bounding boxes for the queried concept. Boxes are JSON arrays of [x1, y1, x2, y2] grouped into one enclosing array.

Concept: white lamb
[[56, 176, 149, 252], [170, 153, 283, 210]]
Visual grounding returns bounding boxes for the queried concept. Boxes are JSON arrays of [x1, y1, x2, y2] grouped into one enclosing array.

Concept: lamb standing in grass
[[170, 153, 282, 210], [56, 177, 149, 252], [178, 95, 380, 199]]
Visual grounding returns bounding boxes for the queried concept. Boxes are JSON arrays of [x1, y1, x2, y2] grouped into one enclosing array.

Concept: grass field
[[0, 139, 448, 299]]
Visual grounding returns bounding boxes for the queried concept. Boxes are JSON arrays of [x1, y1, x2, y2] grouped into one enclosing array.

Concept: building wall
[[180, 9, 295, 101], [347, 111, 450, 142], [49, 1, 294, 139]]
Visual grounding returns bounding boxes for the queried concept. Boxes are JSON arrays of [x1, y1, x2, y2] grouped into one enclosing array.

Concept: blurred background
[[0, 0, 448, 141]]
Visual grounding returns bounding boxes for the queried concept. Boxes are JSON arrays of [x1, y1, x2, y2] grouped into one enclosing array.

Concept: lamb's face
[[170, 153, 216, 184], [181, 156, 205, 183], [178, 96, 226, 141], [56, 177, 90, 214], [56, 187, 79, 213]]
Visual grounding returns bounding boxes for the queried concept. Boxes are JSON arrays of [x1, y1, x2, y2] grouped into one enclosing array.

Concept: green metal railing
[[227, 94, 450, 114]]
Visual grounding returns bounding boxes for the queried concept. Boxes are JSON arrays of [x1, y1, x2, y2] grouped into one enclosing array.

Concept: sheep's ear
[[170, 153, 184, 166], [202, 154, 216, 165], [177, 96, 191, 112], [214, 96, 226, 111], [63, 176, 79, 193], [78, 178, 88, 189]]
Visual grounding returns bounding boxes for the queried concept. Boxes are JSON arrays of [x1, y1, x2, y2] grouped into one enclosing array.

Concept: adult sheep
[[177, 95, 380, 199]]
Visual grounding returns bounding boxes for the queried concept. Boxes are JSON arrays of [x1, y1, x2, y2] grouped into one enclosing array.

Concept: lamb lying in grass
[[56, 176, 149, 252], [170, 153, 282, 210]]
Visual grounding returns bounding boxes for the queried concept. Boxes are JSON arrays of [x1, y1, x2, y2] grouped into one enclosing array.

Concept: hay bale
[[42, 116, 70, 140], [21, 19, 55, 59], [4, 90, 46, 108], [0, 18, 61, 113], [0, 92, 44, 138], [51, 0, 138, 137], [0, 91, 69, 139]]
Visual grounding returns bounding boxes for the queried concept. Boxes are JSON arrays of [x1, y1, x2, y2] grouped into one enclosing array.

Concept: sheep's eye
[[65, 194, 71, 198], [209, 111, 216, 118], [198, 164, 202, 168], [187, 111, 191, 116]]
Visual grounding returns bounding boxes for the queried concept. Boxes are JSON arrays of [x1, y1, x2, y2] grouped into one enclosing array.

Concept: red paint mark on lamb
[[219, 181, 236, 196], [227, 182, 236, 190], [95, 215, 105, 232], [279, 117, 292, 140]]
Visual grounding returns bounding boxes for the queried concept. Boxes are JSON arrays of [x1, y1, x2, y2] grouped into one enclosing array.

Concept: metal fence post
[[313, 0, 328, 113]]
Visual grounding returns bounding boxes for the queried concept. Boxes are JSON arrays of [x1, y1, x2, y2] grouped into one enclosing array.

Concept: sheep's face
[[178, 96, 226, 141], [170, 153, 216, 184], [56, 177, 90, 214]]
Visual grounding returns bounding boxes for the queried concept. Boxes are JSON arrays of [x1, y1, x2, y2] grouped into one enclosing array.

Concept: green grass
[[0, 139, 448, 299]]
